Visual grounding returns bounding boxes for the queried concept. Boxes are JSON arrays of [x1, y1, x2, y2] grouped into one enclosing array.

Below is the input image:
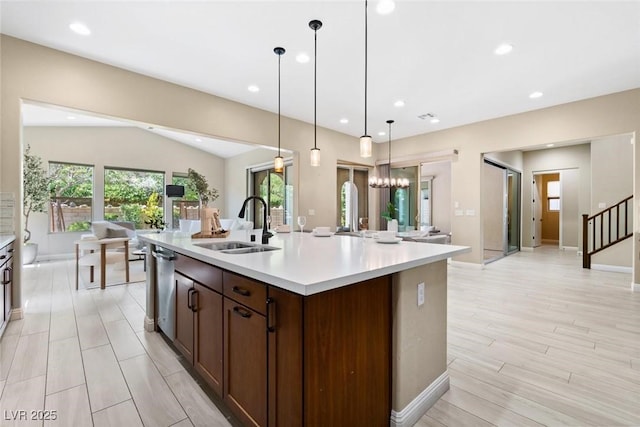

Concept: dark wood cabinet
[[194, 282, 223, 396], [174, 257, 224, 396], [162, 250, 390, 427], [223, 297, 267, 427], [174, 272, 195, 361]]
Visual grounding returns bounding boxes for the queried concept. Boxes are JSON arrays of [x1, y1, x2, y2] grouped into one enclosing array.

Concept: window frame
[[48, 161, 94, 234]]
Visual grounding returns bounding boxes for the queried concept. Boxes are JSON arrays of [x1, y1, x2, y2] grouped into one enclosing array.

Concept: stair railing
[[582, 195, 633, 268]]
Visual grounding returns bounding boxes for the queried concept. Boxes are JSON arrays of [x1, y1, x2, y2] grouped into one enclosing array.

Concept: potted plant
[[23, 145, 51, 264], [187, 168, 219, 208], [382, 201, 398, 232]]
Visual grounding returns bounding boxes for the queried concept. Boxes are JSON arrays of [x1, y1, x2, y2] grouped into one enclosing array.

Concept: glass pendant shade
[[360, 135, 372, 158], [310, 148, 321, 167], [274, 156, 284, 173]]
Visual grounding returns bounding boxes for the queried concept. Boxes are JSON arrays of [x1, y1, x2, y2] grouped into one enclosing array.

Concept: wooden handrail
[[582, 195, 633, 269]]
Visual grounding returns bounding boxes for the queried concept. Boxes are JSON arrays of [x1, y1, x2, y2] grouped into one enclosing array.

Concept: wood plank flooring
[[0, 246, 638, 426], [0, 261, 232, 427], [424, 245, 640, 426]]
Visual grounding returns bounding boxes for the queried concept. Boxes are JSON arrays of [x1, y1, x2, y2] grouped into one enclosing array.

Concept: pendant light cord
[[364, 0, 368, 136], [278, 52, 282, 157], [314, 25, 318, 150]]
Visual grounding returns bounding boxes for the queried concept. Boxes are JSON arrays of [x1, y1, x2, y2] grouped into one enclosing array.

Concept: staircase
[[582, 195, 633, 269]]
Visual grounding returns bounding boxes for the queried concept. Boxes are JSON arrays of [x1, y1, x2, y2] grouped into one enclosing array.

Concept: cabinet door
[[174, 272, 194, 363], [3, 258, 12, 323], [193, 283, 223, 396], [223, 298, 267, 427], [0, 263, 5, 325]]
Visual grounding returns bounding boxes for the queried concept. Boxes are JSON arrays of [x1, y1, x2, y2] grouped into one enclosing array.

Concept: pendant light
[[369, 120, 410, 188], [273, 46, 285, 173], [360, 0, 372, 158], [309, 19, 322, 167]]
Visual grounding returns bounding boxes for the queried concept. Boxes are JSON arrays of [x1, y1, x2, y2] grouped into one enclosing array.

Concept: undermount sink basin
[[194, 241, 280, 254], [220, 246, 280, 254], [194, 241, 255, 251]]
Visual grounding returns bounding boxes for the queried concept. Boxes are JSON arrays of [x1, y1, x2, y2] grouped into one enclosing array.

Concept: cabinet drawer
[[175, 254, 222, 293], [223, 272, 266, 315]]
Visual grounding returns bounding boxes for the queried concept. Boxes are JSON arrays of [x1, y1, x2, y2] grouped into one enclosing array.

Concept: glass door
[[506, 170, 521, 254]]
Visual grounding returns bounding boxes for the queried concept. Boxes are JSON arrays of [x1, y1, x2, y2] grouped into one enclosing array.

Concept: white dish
[[312, 232, 332, 237], [376, 237, 402, 244]]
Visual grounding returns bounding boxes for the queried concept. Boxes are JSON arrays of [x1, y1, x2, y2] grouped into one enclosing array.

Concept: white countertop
[[0, 234, 16, 249], [139, 231, 470, 296]]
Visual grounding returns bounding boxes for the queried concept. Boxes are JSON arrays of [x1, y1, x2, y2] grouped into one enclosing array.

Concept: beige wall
[[523, 144, 591, 249], [392, 260, 447, 411], [561, 169, 580, 248], [591, 134, 634, 268], [24, 126, 226, 256]]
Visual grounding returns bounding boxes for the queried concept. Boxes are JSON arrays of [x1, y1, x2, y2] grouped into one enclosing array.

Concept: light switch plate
[[598, 202, 606, 209], [417, 282, 425, 306], [465, 209, 476, 216], [308, 209, 315, 216], [455, 209, 464, 216]]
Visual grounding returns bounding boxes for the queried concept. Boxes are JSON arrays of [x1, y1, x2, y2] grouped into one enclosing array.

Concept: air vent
[[417, 113, 435, 120]]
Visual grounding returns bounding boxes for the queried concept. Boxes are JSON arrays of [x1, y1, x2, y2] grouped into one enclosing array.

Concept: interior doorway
[[483, 160, 521, 263], [532, 169, 580, 249]]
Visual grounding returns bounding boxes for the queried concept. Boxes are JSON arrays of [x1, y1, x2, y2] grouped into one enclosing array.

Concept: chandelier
[[369, 120, 410, 188]]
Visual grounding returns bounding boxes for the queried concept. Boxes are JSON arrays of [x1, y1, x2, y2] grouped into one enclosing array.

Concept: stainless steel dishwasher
[[153, 247, 177, 340]]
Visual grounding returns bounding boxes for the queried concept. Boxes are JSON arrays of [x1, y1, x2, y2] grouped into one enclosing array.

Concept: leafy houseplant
[[23, 145, 51, 263], [23, 145, 50, 243], [381, 201, 396, 221], [187, 168, 219, 208]]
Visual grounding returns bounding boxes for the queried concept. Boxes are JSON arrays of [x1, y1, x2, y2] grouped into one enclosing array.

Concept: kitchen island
[[139, 231, 469, 427]]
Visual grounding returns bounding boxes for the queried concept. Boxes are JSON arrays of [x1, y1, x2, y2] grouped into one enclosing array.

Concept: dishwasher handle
[[152, 250, 177, 261]]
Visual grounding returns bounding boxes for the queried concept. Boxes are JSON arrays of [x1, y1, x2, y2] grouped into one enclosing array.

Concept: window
[[337, 167, 368, 230], [104, 167, 164, 229], [171, 173, 200, 228], [547, 181, 560, 211], [251, 165, 292, 229], [48, 162, 93, 233]]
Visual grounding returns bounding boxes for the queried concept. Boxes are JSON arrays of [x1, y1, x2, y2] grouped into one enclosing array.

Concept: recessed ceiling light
[[296, 53, 310, 64], [394, 100, 405, 108], [378, 131, 386, 136], [339, 118, 349, 124], [69, 21, 91, 36], [529, 91, 543, 99], [195, 138, 202, 142], [376, 0, 396, 15], [546, 143, 555, 147], [248, 85, 260, 93], [494, 43, 513, 56], [430, 117, 440, 124], [66, 116, 76, 120]]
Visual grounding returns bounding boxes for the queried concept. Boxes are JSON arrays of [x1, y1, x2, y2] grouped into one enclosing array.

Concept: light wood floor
[[0, 261, 232, 427], [1, 247, 638, 426], [421, 245, 640, 427]]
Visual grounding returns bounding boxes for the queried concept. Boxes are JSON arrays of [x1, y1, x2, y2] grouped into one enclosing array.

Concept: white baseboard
[[521, 247, 534, 252], [144, 316, 155, 332], [591, 264, 632, 274], [390, 371, 449, 427], [448, 260, 484, 270], [561, 246, 578, 251], [11, 308, 24, 320]]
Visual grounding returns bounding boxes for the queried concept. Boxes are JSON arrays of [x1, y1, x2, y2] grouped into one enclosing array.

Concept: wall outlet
[[417, 282, 425, 306], [308, 209, 315, 216]]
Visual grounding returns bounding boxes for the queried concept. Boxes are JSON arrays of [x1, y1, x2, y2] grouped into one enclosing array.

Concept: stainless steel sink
[[194, 241, 255, 251], [220, 246, 280, 254], [193, 241, 280, 254]]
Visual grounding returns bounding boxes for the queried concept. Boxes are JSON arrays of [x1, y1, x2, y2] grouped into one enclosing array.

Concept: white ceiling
[[3, 1, 640, 142]]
